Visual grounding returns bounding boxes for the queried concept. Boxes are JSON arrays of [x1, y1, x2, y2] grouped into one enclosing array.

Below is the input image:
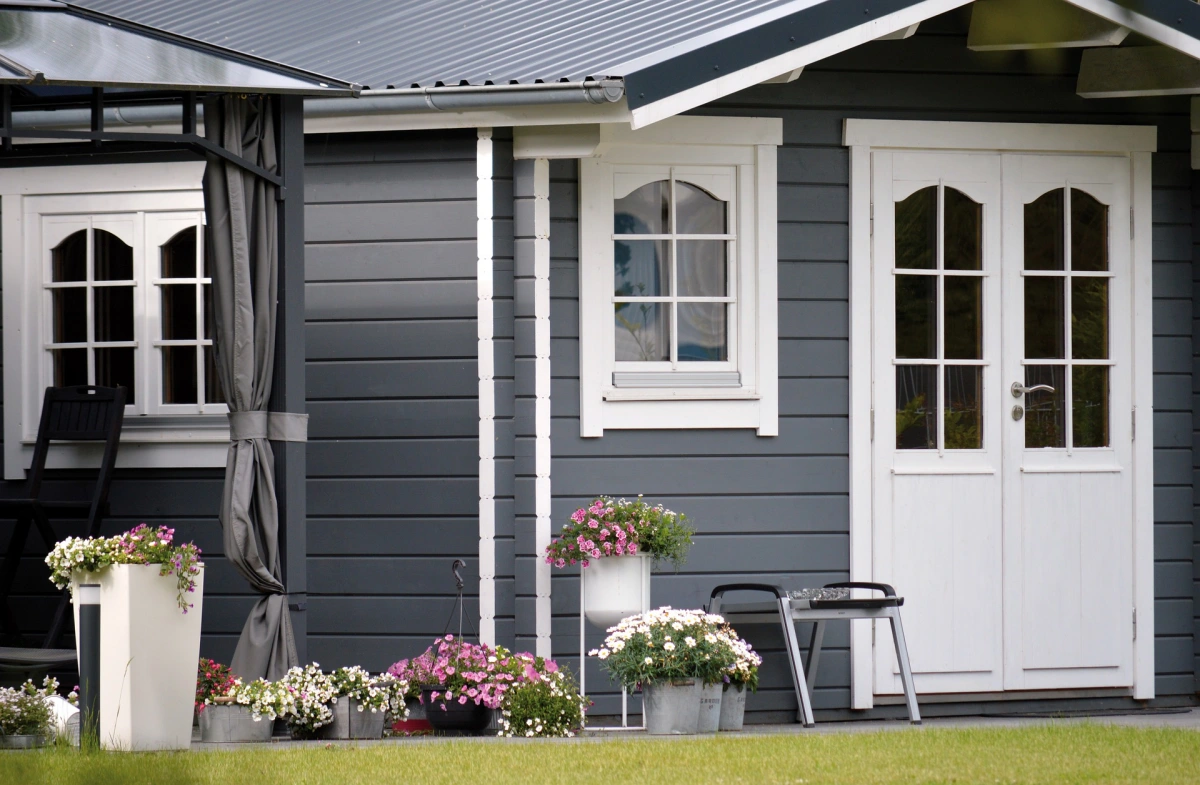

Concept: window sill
[[602, 388, 761, 402]]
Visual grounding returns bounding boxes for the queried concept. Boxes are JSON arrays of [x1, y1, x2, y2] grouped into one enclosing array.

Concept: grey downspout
[[10, 80, 626, 130]]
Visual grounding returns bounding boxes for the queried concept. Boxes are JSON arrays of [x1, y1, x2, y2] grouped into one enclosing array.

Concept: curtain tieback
[[228, 411, 309, 442]]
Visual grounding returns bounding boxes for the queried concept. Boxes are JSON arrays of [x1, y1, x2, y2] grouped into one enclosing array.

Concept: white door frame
[[844, 119, 1157, 709]]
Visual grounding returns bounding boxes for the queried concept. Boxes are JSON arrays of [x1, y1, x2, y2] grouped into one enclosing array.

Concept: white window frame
[[2, 161, 228, 479], [578, 116, 781, 436]]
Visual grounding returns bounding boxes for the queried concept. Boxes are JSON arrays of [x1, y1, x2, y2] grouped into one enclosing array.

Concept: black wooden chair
[[0, 385, 125, 674]]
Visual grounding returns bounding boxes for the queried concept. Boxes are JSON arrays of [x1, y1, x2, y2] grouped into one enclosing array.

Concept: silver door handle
[[1011, 382, 1055, 398]]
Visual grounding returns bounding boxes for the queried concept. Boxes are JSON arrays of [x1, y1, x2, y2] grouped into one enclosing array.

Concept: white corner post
[[477, 128, 496, 646], [533, 157, 553, 658]]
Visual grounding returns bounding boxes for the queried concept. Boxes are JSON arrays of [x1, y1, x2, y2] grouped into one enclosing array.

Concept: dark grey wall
[[545, 8, 1197, 718], [302, 130, 480, 670]]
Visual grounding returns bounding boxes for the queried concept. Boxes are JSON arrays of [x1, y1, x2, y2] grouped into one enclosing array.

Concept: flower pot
[[198, 704, 273, 743], [719, 683, 747, 731], [696, 682, 722, 733], [71, 563, 204, 751], [582, 553, 651, 628], [421, 686, 492, 733], [643, 680, 700, 735], [321, 698, 386, 740], [0, 734, 47, 749]]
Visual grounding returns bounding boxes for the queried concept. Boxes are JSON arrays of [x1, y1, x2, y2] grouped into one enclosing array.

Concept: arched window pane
[[895, 186, 936, 270], [676, 182, 726, 234], [161, 226, 197, 278], [1024, 189, 1064, 271], [94, 229, 132, 281], [944, 187, 981, 271], [1070, 188, 1107, 272], [51, 230, 86, 282], [615, 181, 668, 234]]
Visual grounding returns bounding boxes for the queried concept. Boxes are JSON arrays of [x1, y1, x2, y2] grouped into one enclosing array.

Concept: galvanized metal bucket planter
[[321, 698, 386, 740], [0, 734, 47, 749], [582, 553, 651, 628], [643, 679, 700, 735], [696, 682, 722, 733], [718, 683, 747, 731], [198, 703, 273, 743]]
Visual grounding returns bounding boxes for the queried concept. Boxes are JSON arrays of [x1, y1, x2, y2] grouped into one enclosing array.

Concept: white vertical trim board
[[476, 128, 497, 646], [533, 157, 553, 658]]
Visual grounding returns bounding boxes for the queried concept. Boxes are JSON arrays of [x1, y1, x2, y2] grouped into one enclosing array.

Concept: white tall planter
[[582, 553, 651, 628], [72, 564, 204, 751]]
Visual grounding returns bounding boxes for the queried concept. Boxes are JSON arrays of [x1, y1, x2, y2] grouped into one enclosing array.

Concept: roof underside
[[69, 0, 819, 90]]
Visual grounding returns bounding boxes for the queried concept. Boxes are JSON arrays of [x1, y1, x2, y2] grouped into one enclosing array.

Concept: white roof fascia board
[[1061, 0, 1200, 60]]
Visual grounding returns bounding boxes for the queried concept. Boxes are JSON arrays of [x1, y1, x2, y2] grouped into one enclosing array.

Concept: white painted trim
[[1062, 0, 1200, 63], [1129, 150, 1155, 700], [629, 0, 973, 129], [533, 158, 553, 658], [513, 125, 601, 160], [0, 162, 230, 480], [847, 143, 874, 710], [843, 119, 1157, 153], [477, 128, 497, 646], [578, 117, 780, 436], [304, 99, 632, 134], [846, 120, 1157, 706]]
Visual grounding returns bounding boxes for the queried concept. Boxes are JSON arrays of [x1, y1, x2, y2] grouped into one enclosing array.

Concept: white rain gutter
[[9, 80, 625, 130]]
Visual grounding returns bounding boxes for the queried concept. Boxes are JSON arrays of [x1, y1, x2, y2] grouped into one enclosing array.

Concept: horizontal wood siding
[[305, 131, 479, 669], [551, 9, 1195, 717]]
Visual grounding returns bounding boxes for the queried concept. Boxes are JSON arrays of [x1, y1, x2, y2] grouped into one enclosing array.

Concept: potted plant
[[278, 663, 336, 739], [199, 678, 282, 743], [418, 636, 505, 733], [716, 625, 761, 731], [195, 658, 237, 716], [387, 650, 435, 733], [495, 658, 587, 738], [590, 607, 733, 735], [0, 678, 56, 749], [321, 666, 395, 740], [47, 523, 203, 751], [545, 496, 692, 627]]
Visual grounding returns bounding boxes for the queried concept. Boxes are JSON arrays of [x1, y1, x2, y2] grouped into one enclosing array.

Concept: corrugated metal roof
[[69, 0, 817, 90]]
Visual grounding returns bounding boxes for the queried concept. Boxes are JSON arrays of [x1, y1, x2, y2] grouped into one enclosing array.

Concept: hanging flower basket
[[421, 686, 492, 733]]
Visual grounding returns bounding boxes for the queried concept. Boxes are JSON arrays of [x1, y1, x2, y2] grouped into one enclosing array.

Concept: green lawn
[[4, 725, 1200, 785]]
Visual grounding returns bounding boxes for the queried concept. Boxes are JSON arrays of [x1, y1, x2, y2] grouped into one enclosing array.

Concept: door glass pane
[[1071, 277, 1108, 360], [895, 274, 936, 359], [944, 276, 981, 360], [204, 346, 224, 405], [93, 229, 132, 281], [162, 346, 198, 404], [1071, 189, 1108, 272], [944, 188, 982, 271], [1072, 365, 1109, 447], [52, 288, 86, 343], [614, 240, 669, 297], [95, 347, 134, 402], [896, 365, 936, 450], [895, 187, 936, 270], [675, 182, 726, 234], [51, 231, 86, 282], [615, 181, 668, 234], [945, 365, 982, 449], [614, 303, 669, 361], [677, 241, 725, 297], [1024, 189, 1065, 271], [1024, 365, 1065, 448], [161, 227, 197, 278], [1024, 277, 1064, 359], [677, 303, 726, 362], [93, 286, 134, 342], [203, 284, 215, 340], [161, 284, 198, 340], [51, 348, 87, 387]]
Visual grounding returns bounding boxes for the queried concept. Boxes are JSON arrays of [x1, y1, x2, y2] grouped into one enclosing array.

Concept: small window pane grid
[[1022, 187, 1110, 450], [154, 226, 224, 410], [46, 225, 137, 403], [612, 172, 735, 369], [43, 216, 225, 417], [894, 184, 985, 452]]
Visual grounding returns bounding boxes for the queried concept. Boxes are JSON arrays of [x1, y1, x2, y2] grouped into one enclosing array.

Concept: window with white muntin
[[3, 162, 228, 478], [612, 167, 738, 385], [577, 116, 780, 437]]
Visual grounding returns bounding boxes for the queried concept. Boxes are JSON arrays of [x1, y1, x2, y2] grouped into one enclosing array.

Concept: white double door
[[871, 151, 1134, 694]]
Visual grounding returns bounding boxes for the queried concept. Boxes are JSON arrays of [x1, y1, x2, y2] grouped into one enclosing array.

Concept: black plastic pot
[[420, 686, 492, 732]]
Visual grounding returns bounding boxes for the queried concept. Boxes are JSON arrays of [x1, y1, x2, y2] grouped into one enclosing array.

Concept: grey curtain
[[203, 94, 297, 681]]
